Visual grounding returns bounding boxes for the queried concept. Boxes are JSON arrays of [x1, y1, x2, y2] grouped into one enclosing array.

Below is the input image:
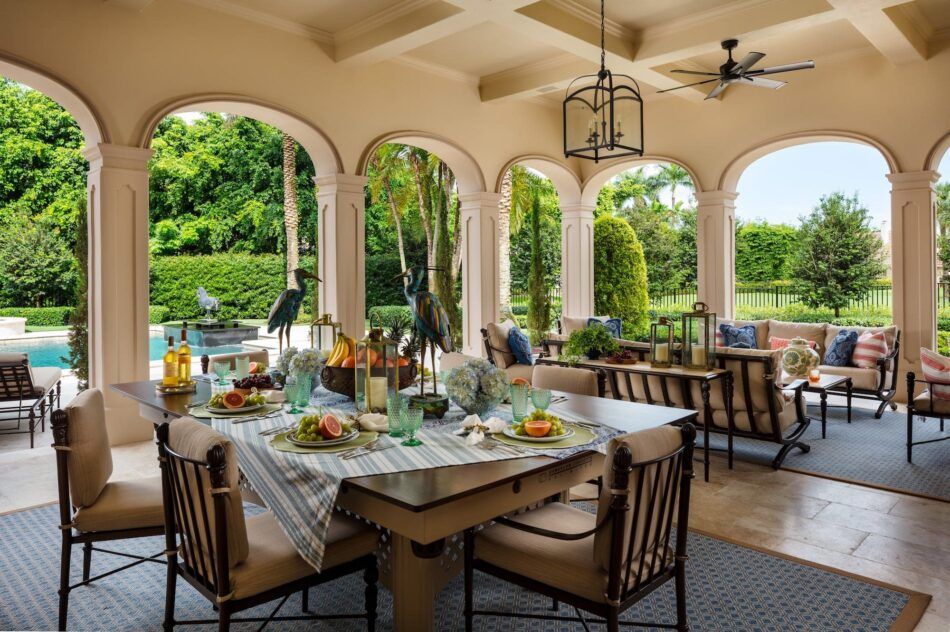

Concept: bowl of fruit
[[322, 349, 418, 399], [206, 389, 267, 414], [232, 374, 275, 396], [503, 410, 575, 443], [287, 412, 359, 447]]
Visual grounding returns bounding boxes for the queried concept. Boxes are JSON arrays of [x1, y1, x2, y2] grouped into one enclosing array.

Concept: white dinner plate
[[205, 403, 265, 415], [501, 425, 576, 443], [286, 428, 360, 447]]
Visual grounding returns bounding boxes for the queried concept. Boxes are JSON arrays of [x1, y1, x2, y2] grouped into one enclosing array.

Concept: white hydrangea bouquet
[[289, 348, 321, 375], [444, 357, 509, 416], [276, 346, 299, 375]]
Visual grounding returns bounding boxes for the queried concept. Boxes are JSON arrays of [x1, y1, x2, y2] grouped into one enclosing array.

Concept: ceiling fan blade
[[656, 78, 721, 94], [705, 81, 728, 100], [747, 61, 815, 76], [742, 76, 786, 89], [732, 51, 765, 74], [670, 69, 722, 76]]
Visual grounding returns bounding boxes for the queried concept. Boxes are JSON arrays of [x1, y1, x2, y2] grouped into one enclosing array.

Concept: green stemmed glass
[[400, 407, 423, 447], [531, 387, 552, 411], [285, 374, 311, 414], [387, 393, 407, 438], [213, 361, 230, 384]]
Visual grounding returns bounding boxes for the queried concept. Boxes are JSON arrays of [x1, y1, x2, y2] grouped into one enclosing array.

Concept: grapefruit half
[[524, 420, 552, 437], [222, 391, 246, 409], [319, 414, 344, 440]]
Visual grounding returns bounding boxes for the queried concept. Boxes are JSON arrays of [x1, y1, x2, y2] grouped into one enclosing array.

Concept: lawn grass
[[25, 325, 70, 333]]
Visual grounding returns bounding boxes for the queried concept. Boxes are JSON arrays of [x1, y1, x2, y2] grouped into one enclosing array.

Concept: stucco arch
[[718, 130, 899, 192], [137, 94, 343, 175], [0, 51, 107, 148], [495, 154, 582, 206], [925, 131, 950, 173], [357, 131, 487, 195], [580, 155, 702, 207]]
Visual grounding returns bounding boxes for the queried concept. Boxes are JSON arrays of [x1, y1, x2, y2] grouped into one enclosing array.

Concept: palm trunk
[[384, 179, 408, 283], [498, 170, 513, 314], [282, 133, 299, 289]]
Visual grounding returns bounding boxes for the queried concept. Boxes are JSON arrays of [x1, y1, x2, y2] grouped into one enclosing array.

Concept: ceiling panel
[[218, 0, 407, 33], [913, 0, 950, 30], [570, 0, 739, 31]]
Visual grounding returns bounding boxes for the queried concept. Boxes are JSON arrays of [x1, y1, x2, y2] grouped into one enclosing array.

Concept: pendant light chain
[[599, 0, 606, 72]]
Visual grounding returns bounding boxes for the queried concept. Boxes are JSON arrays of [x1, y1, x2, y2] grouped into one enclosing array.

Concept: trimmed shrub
[[594, 216, 650, 339], [0, 306, 74, 326], [149, 305, 171, 324], [366, 253, 408, 311], [368, 305, 412, 325]]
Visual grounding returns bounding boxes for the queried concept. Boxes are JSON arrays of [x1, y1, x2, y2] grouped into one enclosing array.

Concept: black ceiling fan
[[658, 39, 815, 100]]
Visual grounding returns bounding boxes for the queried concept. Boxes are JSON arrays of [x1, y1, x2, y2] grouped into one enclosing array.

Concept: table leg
[[391, 534, 442, 632], [701, 381, 711, 482], [847, 379, 853, 424], [726, 373, 734, 470], [819, 389, 828, 439]]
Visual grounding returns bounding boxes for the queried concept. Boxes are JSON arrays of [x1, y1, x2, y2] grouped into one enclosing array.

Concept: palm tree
[[282, 133, 299, 289], [368, 144, 413, 283], [499, 166, 545, 312], [655, 163, 694, 209]]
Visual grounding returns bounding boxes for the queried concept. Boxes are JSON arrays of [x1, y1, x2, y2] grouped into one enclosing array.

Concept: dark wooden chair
[[464, 424, 696, 632], [905, 372, 950, 462], [0, 353, 62, 448], [157, 418, 380, 631], [51, 388, 166, 631]]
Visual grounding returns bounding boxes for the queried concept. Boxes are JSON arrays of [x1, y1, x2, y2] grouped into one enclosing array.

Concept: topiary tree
[[594, 215, 650, 337], [792, 192, 886, 318], [526, 197, 551, 343], [64, 200, 88, 390]]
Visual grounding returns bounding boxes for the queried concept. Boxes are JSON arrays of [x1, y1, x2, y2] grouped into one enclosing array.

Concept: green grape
[[514, 427, 524, 436]]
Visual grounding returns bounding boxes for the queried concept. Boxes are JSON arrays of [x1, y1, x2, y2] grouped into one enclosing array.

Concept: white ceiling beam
[[828, 0, 929, 64]]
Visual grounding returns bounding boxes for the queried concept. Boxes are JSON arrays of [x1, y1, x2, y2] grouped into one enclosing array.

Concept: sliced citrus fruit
[[524, 420, 552, 437], [222, 391, 246, 409], [319, 413, 344, 440], [511, 377, 530, 386]]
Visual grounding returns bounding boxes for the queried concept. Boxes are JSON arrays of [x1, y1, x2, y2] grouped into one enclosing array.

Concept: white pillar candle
[[369, 376, 388, 409], [691, 346, 707, 367], [654, 343, 669, 363]]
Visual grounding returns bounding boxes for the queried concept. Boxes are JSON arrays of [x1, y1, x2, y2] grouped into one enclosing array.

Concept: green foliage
[[0, 211, 77, 306], [366, 253, 407, 311], [594, 215, 650, 338], [792, 192, 886, 318], [0, 306, 73, 326], [563, 324, 619, 357], [735, 220, 799, 282], [65, 201, 88, 388], [368, 305, 413, 325], [149, 305, 172, 324], [526, 197, 551, 343], [149, 254, 315, 320], [936, 182, 950, 280]]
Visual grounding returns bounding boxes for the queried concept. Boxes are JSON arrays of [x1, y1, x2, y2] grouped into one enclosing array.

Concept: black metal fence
[[650, 282, 901, 310], [511, 287, 561, 309]]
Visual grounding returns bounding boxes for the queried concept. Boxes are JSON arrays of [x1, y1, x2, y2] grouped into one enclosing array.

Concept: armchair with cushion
[[481, 320, 534, 383], [0, 351, 62, 448], [905, 372, 950, 463]]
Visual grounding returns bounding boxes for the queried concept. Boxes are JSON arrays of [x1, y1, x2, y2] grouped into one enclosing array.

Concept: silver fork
[[341, 443, 394, 460], [485, 436, 530, 455], [259, 424, 296, 436], [337, 439, 379, 458]]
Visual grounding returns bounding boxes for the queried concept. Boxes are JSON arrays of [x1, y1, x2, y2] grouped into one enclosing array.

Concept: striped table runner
[[213, 387, 620, 571]]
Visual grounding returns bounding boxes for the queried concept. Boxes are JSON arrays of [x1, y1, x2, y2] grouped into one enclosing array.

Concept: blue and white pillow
[[824, 330, 859, 367], [720, 323, 757, 349], [589, 317, 623, 339], [507, 326, 534, 365]]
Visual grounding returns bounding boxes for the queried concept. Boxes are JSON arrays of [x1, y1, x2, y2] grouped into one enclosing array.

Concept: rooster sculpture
[[196, 287, 220, 321]]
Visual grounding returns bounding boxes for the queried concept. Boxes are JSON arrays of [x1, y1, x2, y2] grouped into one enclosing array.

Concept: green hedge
[[0, 306, 74, 326], [368, 305, 412, 325], [150, 254, 315, 320], [149, 305, 171, 324]]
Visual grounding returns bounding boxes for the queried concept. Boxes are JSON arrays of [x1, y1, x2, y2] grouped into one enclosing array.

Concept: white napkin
[[455, 415, 509, 445], [358, 413, 389, 432], [263, 389, 286, 403]]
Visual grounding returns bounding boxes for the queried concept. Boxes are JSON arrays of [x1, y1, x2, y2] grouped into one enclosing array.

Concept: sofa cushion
[[767, 321, 827, 357], [825, 325, 898, 370], [852, 331, 888, 369], [824, 330, 859, 367], [485, 320, 518, 368], [562, 316, 598, 335], [507, 326, 534, 365], [719, 319, 770, 350], [32, 366, 62, 396], [919, 348, 950, 400], [720, 323, 758, 349], [912, 390, 950, 414], [818, 365, 881, 391], [532, 365, 598, 397]]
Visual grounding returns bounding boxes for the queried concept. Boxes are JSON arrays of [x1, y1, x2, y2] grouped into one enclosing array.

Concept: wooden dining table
[[112, 379, 697, 631]]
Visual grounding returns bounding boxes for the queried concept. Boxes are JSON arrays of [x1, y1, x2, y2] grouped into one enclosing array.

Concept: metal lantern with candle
[[650, 317, 675, 368], [681, 302, 717, 370], [354, 315, 400, 414], [310, 313, 342, 358]]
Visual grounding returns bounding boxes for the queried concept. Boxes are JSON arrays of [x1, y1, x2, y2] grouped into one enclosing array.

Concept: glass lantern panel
[[311, 322, 341, 356], [565, 96, 597, 155], [610, 91, 642, 152], [355, 338, 400, 413]]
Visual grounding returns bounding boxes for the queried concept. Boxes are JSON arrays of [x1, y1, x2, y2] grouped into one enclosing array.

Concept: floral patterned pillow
[[719, 323, 757, 349], [823, 330, 858, 367], [507, 326, 534, 366]]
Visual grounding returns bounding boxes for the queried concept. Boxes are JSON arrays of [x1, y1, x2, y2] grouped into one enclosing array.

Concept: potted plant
[[563, 325, 619, 360]]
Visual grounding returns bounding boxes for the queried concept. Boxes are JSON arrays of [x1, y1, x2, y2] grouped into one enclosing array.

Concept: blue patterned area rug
[[0, 503, 929, 631], [706, 405, 950, 501]]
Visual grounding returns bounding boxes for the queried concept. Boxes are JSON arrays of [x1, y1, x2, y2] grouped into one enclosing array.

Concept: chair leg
[[82, 542, 93, 582], [58, 535, 71, 631], [464, 529, 474, 632], [606, 610, 620, 632], [163, 556, 177, 631], [301, 587, 309, 613], [674, 556, 690, 632], [364, 558, 378, 632], [874, 399, 888, 419], [551, 597, 559, 611], [217, 605, 230, 632], [29, 408, 35, 449], [907, 410, 914, 464]]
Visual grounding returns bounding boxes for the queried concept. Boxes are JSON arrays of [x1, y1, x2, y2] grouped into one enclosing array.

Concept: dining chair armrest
[[493, 512, 610, 541]]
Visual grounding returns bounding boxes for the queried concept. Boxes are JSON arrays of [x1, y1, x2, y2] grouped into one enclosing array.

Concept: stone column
[[459, 192, 502, 356], [889, 171, 938, 392], [695, 191, 737, 319], [561, 203, 595, 318], [84, 144, 153, 445], [315, 174, 368, 339]]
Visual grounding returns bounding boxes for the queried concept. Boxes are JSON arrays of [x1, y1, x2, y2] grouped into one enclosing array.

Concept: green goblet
[[387, 392, 407, 438], [400, 407, 424, 447], [531, 387, 552, 411], [510, 383, 530, 422]]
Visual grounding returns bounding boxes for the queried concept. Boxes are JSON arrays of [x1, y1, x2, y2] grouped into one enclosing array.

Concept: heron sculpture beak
[[391, 271, 410, 282], [426, 267, 445, 272]]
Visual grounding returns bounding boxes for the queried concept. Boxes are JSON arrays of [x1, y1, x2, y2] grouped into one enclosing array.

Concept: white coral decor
[[445, 358, 509, 416]]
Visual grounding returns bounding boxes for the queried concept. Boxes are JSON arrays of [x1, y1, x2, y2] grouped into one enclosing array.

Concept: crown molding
[[392, 54, 480, 86], [639, 0, 770, 40], [546, 0, 633, 40], [180, 0, 333, 44], [334, 0, 436, 43]]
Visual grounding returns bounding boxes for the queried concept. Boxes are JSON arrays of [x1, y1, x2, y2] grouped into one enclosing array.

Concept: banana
[[326, 334, 347, 366]]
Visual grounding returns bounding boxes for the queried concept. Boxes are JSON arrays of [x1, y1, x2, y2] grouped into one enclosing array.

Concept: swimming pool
[[0, 335, 249, 369]]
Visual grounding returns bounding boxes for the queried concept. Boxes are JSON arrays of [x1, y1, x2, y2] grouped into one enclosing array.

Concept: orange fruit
[[511, 377, 530, 386], [222, 391, 246, 409], [524, 420, 552, 437], [340, 356, 356, 368], [319, 414, 343, 439]]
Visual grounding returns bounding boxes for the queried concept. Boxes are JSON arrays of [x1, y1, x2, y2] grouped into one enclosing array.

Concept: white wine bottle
[[163, 336, 179, 387], [177, 328, 192, 384]]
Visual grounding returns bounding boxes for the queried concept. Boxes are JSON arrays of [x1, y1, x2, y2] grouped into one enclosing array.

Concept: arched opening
[[733, 140, 893, 326], [0, 62, 105, 449], [583, 159, 700, 338], [933, 146, 950, 354], [145, 109, 322, 372]]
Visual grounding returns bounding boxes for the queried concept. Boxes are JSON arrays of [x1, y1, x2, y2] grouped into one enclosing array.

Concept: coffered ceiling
[[125, 0, 950, 102]]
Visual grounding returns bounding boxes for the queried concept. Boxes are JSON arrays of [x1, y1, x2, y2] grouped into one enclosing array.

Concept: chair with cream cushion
[[905, 372, 950, 463], [464, 424, 696, 632], [438, 351, 480, 373], [157, 418, 379, 631], [50, 388, 165, 631], [200, 348, 270, 374], [531, 364, 601, 398], [481, 320, 534, 383], [0, 352, 62, 448]]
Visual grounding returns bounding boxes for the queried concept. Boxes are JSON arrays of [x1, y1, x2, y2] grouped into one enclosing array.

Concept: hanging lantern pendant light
[[563, 0, 643, 162]]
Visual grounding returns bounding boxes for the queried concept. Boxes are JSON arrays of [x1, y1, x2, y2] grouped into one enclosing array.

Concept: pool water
[[0, 335, 249, 369]]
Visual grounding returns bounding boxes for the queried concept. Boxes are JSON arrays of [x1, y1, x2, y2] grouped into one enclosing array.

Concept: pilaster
[[459, 192, 502, 356], [695, 191, 738, 319], [560, 203, 595, 318]]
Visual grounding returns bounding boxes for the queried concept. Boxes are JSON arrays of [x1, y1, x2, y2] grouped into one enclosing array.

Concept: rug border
[[0, 499, 56, 517], [781, 465, 950, 504], [692, 527, 932, 632]]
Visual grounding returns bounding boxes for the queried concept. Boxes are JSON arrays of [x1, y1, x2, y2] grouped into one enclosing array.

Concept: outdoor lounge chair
[[0, 352, 62, 448], [904, 372, 950, 463]]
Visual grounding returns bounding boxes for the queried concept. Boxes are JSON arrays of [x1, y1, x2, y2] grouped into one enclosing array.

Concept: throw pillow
[[588, 317, 622, 339], [769, 336, 817, 351], [720, 323, 757, 349], [920, 347, 950, 400], [852, 331, 888, 368], [715, 330, 725, 347], [823, 330, 859, 367], [507, 326, 534, 366]]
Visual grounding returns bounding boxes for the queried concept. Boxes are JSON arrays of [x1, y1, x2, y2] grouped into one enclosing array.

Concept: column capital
[[694, 190, 738, 207], [560, 202, 596, 218], [314, 173, 368, 194], [886, 170, 940, 191], [83, 143, 153, 171], [458, 191, 503, 208]]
